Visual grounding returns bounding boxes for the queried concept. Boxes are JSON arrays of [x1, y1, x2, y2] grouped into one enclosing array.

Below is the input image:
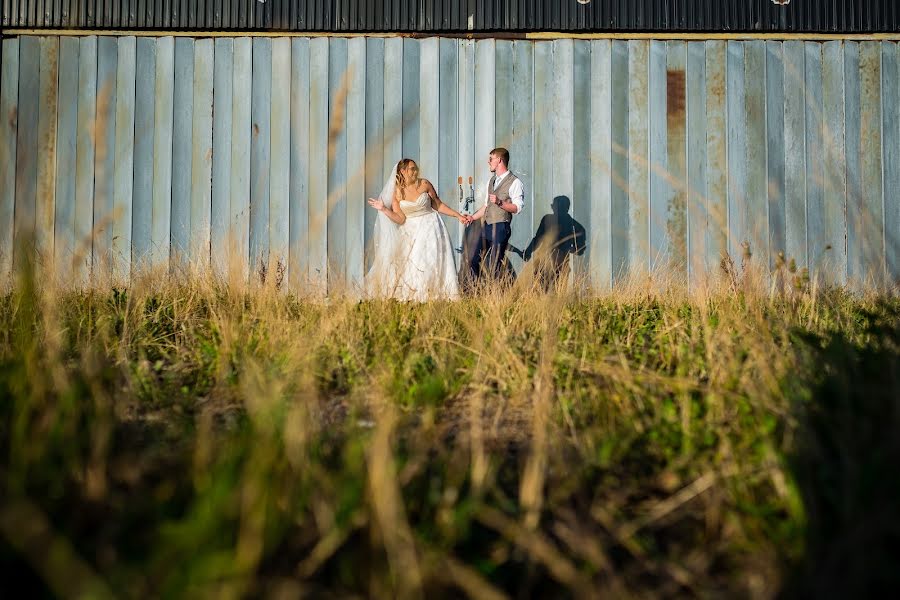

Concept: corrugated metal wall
[[1, 34, 898, 292], [3, 0, 900, 33]]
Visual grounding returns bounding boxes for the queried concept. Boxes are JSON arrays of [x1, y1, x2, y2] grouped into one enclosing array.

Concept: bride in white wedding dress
[[365, 159, 471, 301]]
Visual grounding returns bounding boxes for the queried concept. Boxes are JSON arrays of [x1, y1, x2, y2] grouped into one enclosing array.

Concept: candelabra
[[458, 176, 475, 215]]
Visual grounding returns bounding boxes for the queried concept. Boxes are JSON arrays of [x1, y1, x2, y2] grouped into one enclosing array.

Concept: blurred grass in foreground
[[1, 259, 898, 599]]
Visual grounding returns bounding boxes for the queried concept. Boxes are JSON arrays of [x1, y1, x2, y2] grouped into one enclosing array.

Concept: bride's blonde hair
[[395, 158, 416, 189]]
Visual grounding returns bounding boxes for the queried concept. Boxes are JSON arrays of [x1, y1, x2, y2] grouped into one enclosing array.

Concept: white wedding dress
[[366, 190, 460, 301]]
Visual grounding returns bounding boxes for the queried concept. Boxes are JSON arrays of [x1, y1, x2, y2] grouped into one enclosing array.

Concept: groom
[[467, 147, 525, 284]]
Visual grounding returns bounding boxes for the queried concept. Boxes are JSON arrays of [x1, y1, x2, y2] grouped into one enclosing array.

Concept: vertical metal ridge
[[2, 35, 898, 290]]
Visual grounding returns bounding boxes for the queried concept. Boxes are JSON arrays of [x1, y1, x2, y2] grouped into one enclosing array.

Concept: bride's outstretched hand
[[367, 197, 385, 211]]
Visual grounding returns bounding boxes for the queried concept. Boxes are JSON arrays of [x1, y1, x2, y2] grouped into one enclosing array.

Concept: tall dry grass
[[1, 250, 898, 598]]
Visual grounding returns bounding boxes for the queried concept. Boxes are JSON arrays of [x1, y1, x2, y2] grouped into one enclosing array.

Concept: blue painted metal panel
[[151, 36, 174, 271], [0, 37, 17, 278], [726, 41, 747, 265], [418, 37, 439, 184], [611, 40, 630, 283], [889, 45, 900, 284], [112, 36, 135, 282], [132, 37, 155, 269], [418, 37, 441, 241], [437, 37, 460, 254], [383, 37, 402, 178], [346, 37, 367, 292], [744, 40, 767, 270], [474, 39, 495, 211], [211, 38, 233, 277], [14, 36, 39, 261], [3, 35, 898, 294], [363, 37, 383, 274], [551, 39, 575, 284], [686, 41, 708, 284], [844, 42, 864, 286], [190, 38, 213, 266], [628, 40, 650, 274], [93, 35, 117, 280], [54, 37, 78, 281], [308, 37, 328, 293], [765, 41, 786, 271], [882, 42, 900, 285], [573, 40, 591, 279], [170, 37, 193, 265], [249, 37, 271, 279], [648, 39, 668, 273], [783, 40, 807, 270], [805, 42, 827, 280], [665, 41, 687, 278], [326, 37, 347, 293], [494, 40, 513, 151], [532, 40, 553, 276], [230, 37, 251, 281], [859, 41, 885, 284], [647, 40, 668, 277], [589, 40, 612, 290], [705, 41, 728, 275], [290, 37, 311, 288], [509, 39, 533, 274], [783, 41, 808, 268], [401, 38, 419, 161], [456, 40, 475, 227], [822, 40, 847, 285], [551, 37, 575, 217], [36, 36, 58, 265], [269, 37, 290, 281], [74, 35, 97, 283], [346, 38, 370, 295]]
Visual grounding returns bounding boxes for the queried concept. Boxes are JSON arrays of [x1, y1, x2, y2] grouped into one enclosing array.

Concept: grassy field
[[1, 261, 898, 598]]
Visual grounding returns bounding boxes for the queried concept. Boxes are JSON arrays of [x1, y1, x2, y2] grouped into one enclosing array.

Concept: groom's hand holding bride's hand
[[458, 215, 474, 226]]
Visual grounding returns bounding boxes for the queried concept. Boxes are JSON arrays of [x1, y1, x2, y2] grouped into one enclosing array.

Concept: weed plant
[[1, 255, 898, 598]]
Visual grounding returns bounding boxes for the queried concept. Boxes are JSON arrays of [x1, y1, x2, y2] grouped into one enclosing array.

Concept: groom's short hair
[[490, 147, 510, 167]]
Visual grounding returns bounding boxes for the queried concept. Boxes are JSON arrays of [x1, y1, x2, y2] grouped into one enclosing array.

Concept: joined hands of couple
[[366, 196, 476, 227]]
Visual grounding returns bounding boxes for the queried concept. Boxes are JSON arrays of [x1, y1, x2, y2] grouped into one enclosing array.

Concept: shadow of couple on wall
[[458, 194, 587, 292], [510, 195, 587, 291]]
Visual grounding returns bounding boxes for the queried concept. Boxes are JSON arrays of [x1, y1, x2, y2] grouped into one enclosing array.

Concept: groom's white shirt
[[483, 171, 525, 214]]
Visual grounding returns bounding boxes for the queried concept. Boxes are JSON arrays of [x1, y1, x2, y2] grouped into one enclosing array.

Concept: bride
[[366, 159, 471, 301]]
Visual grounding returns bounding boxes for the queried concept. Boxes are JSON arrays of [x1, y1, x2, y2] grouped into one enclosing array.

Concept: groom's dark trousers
[[469, 221, 511, 282]]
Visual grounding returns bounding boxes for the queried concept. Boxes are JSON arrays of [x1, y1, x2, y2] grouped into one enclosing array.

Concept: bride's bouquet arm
[[367, 191, 406, 225], [424, 180, 472, 226]]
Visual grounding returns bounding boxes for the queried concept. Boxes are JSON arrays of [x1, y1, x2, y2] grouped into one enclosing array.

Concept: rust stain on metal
[[40, 83, 58, 150], [42, 47, 58, 109], [37, 39, 60, 246], [94, 81, 113, 163], [859, 46, 881, 91], [666, 69, 687, 270], [707, 59, 726, 102], [708, 75, 725, 100], [666, 69, 685, 119], [326, 66, 351, 166]]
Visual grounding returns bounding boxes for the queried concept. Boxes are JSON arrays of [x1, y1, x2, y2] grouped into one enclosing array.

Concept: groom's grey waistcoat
[[484, 173, 518, 225]]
